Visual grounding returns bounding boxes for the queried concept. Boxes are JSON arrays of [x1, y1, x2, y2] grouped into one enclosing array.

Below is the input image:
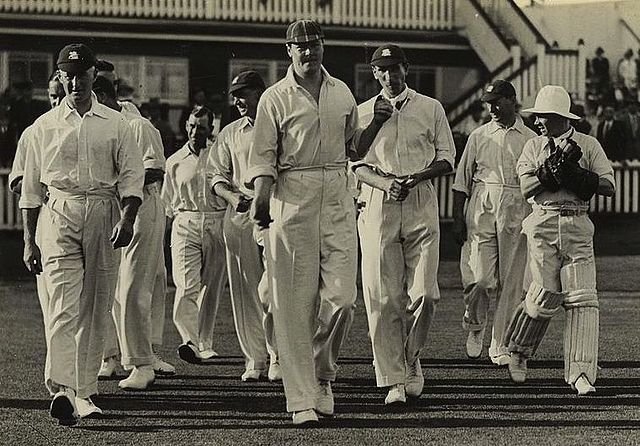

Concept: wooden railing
[[0, 0, 455, 29], [1, 163, 638, 229]]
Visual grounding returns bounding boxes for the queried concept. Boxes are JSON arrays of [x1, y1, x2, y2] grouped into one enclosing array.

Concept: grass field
[[0, 220, 639, 446]]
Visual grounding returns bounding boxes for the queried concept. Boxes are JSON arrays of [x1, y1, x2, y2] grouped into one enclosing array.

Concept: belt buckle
[[559, 209, 575, 217]]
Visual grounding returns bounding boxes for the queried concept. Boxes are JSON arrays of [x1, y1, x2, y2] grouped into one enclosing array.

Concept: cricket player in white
[[208, 71, 281, 383], [92, 76, 175, 390], [20, 44, 144, 425], [162, 105, 228, 364], [247, 20, 363, 425], [452, 80, 537, 365], [503, 85, 615, 395], [353, 44, 455, 406]]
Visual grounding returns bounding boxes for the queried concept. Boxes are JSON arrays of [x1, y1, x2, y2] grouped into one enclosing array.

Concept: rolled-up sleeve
[[244, 93, 279, 188], [116, 119, 144, 200], [589, 139, 615, 188], [131, 119, 166, 171], [9, 126, 31, 191], [433, 102, 456, 169], [208, 129, 233, 192], [452, 132, 477, 196], [19, 128, 43, 209]]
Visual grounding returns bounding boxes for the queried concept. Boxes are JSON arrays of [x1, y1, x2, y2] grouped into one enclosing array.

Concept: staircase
[[448, 0, 587, 131]]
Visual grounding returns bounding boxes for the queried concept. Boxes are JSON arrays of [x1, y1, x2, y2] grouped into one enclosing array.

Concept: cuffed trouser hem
[[507, 343, 534, 358], [375, 374, 406, 388], [316, 373, 336, 382], [489, 345, 510, 358], [46, 378, 75, 396], [121, 355, 155, 368], [462, 319, 485, 332], [286, 397, 317, 413], [77, 384, 99, 399], [245, 359, 268, 372]]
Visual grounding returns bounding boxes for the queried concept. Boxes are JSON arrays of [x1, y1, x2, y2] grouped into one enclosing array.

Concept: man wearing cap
[[162, 105, 228, 365], [503, 85, 615, 395], [20, 43, 144, 425], [452, 80, 537, 365], [246, 20, 361, 425], [353, 43, 455, 406], [208, 71, 280, 383], [91, 75, 175, 390]]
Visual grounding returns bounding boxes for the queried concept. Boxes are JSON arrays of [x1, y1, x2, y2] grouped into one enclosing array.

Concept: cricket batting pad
[[561, 262, 599, 385], [503, 282, 564, 357]]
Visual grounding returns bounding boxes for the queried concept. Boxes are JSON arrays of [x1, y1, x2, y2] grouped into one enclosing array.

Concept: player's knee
[[560, 261, 596, 292]]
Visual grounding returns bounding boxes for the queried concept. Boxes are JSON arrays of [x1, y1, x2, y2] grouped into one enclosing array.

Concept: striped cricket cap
[[285, 19, 324, 44]]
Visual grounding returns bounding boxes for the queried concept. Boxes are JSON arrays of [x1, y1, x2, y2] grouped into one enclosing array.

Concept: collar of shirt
[[380, 86, 411, 109], [551, 127, 575, 145], [282, 64, 335, 91], [487, 116, 527, 135], [60, 92, 109, 120], [238, 116, 253, 130], [177, 142, 212, 160]]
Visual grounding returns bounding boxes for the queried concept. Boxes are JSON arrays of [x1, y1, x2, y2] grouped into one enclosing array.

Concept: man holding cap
[[20, 43, 144, 424], [452, 80, 537, 365], [503, 85, 615, 395], [246, 20, 360, 425], [209, 70, 280, 383], [353, 43, 455, 406]]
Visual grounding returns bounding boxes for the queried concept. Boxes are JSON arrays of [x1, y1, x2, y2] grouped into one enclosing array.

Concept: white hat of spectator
[[522, 85, 580, 120]]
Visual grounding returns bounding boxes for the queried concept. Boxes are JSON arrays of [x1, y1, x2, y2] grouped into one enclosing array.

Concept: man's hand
[[385, 178, 410, 202], [373, 95, 394, 125], [452, 218, 467, 245], [251, 194, 273, 229], [23, 240, 42, 275], [110, 218, 135, 249]]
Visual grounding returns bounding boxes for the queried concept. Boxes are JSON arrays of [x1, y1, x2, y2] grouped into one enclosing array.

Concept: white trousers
[[103, 184, 166, 366], [266, 167, 357, 413], [41, 188, 120, 398], [460, 184, 530, 357], [171, 210, 227, 351], [358, 181, 440, 387], [223, 207, 277, 372]]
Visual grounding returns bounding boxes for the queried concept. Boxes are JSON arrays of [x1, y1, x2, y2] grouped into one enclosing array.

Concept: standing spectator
[[590, 47, 610, 100], [596, 106, 627, 162], [617, 49, 637, 102], [147, 99, 177, 159], [619, 101, 640, 160], [571, 103, 592, 136]]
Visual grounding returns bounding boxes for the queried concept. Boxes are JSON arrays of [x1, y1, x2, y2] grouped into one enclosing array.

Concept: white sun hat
[[522, 85, 580, 120]]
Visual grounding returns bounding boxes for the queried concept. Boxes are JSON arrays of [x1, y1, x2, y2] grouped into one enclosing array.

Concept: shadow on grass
[[72, 417, 640, 432]]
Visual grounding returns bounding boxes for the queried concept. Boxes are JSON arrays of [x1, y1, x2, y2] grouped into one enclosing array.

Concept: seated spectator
[[571, 103, 592, 135]]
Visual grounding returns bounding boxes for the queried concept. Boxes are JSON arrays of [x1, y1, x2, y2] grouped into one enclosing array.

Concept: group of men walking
[[13, 18, 615, 428]]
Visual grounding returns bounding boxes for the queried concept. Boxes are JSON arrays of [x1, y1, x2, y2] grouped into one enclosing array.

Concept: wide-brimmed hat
[[522, 85, 580, 120]]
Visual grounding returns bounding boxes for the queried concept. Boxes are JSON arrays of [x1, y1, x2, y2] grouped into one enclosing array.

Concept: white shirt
[[453, 117, 537, 195], [355, 87, 456, 177], [162, 143, 227, 216], [19, 94, 144, 208], [245, 65, 359, 185], [209, 116, 254, 198], [517, 127, 615, 205]]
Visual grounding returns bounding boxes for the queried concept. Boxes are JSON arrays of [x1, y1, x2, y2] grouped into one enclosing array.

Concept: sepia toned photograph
[[0, 0, 638, 444]]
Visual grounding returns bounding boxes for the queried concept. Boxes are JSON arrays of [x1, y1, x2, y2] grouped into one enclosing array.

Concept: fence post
[[577, 38, 586, 102]]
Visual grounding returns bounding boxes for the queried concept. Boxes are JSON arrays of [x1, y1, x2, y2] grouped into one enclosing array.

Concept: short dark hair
[[191, 105, 214, 129], [92, 75, 117, 100]]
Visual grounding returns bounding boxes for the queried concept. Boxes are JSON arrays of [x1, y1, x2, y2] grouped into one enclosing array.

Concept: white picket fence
[[1, 164, 637, 230], [0, 0, 455, 29]]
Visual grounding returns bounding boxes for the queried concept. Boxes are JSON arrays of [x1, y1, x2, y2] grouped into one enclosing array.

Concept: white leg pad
[[560, 261, 599, 385]]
